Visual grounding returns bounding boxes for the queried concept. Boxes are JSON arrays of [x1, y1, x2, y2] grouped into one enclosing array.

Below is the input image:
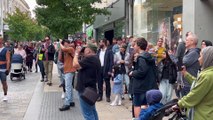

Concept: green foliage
[[5, 8, 48, 41], [35, 0, 109, 38]]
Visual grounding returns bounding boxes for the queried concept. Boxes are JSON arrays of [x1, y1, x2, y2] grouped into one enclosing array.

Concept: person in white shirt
[[97, 39, 114, 102]]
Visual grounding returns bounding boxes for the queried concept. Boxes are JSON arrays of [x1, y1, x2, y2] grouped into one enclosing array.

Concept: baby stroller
[[149, 99, 187, 120], [10, 54, 26, 80]]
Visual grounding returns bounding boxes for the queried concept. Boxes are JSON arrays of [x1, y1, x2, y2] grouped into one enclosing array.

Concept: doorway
[[104, 30, 114, 45]]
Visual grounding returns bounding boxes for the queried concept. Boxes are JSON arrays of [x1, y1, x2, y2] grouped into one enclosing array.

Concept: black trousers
[[98, 67, 111, 98], [38, 60, 45, 79], [26, 61, 33, 70]]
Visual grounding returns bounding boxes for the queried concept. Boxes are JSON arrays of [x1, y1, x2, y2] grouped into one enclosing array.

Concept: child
[[110, 65, 123, 106], [138, 90, 163, 120]]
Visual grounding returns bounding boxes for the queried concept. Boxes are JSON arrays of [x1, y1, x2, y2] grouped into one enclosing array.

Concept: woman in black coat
[[158, 51, 177, 104]]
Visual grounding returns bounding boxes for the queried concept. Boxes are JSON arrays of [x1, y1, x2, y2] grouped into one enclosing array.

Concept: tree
[[5, 8, 48, 41], [35, 0, 109, 38]]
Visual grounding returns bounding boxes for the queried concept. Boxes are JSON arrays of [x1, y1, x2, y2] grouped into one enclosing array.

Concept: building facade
[[93, 0, 213, 49], [93, 0, 134, 43], [133, 0, 213, 50], [134, 0, 183, 51], [8, 0, 30, 14], [0, 0, 30, 37], [93, 0, 117, 8]]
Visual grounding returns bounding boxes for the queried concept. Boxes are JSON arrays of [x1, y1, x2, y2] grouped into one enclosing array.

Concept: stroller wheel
[[19, 75, 22, 80], [10, 74, 13, 81]]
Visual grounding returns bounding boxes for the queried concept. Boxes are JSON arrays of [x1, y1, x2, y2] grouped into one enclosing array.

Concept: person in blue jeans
[[138, 90, 163, 120], [36, 42, 45, 82], [59, 39, 76, 111], [73, 43, 101, 120]]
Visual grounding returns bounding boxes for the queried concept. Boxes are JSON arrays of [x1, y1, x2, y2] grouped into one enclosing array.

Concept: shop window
[[134, 0, 183, 52]]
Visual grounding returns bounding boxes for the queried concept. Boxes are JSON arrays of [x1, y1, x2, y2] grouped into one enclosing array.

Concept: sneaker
[[121, 95, 125, 100], [44, 79, 48, 82], [59, 84, 63, 88], [70, 102, 75, 107], [2, 95, 8, 102], [129, 95, 132, 101], [41, 79, 44, 82], [47, 83, 52, 86], [61, 92, 65, 99], [106, 97, 111, 102], [110, 102, 117, 106], [97, 97, 102, 102], [59, 105, 70, 111], [118, 100, 122, 106]]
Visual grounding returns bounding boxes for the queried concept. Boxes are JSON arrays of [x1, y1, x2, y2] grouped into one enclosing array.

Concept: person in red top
[[59, 39, 76, 111]]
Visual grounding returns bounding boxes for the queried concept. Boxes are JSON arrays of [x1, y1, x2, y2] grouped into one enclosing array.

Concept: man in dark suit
[[97, 39, 114, 102]]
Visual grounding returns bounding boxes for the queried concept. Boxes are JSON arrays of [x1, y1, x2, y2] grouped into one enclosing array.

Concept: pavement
[[0, 70, 39, 120], [0, 63, 177, 120], [0, 64, 132, 120]]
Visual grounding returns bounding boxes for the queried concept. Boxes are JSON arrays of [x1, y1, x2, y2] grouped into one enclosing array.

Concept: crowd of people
[[0, 32, 213, 120]]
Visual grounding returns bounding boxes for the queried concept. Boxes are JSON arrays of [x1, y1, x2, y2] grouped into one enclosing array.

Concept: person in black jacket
[[73, 43, 101, 120], [41, 36, 55, 86], [97, 39, 114, 102], [159, 51, 177, 104], [129, 37, 158, 118]]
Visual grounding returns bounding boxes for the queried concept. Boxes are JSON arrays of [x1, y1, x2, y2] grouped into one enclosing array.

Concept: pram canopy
[[12, 54, 23, 64]]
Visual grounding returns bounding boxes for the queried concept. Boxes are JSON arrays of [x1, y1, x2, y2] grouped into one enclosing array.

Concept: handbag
[[81, 87, 99, 106]]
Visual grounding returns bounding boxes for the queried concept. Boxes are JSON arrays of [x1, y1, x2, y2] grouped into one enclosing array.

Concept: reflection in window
[[133, 0, 183, 52]]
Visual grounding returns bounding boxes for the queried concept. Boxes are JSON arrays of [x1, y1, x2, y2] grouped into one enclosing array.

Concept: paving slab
[[38, 92, 83, 120]]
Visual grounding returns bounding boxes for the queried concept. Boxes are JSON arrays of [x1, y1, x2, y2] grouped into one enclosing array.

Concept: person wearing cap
[[138, 90, 163, 120], [59, 39, 76, 111], [0, 37, 11, 101], [73, 43, 101, 120]]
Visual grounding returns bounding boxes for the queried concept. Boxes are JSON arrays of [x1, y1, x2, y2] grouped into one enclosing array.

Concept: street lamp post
[[0, 0, 4, 37]]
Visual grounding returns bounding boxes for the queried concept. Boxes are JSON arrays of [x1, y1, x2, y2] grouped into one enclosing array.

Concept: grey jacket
[[114, 52, 130, 73], [181, 48, 200, 88]]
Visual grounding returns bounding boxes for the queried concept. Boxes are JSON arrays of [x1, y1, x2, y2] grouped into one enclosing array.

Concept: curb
[[23, 81, 44, 120]]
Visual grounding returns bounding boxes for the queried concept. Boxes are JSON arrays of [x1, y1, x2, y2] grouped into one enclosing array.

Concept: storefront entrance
[[104, 30, 114, 45]]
